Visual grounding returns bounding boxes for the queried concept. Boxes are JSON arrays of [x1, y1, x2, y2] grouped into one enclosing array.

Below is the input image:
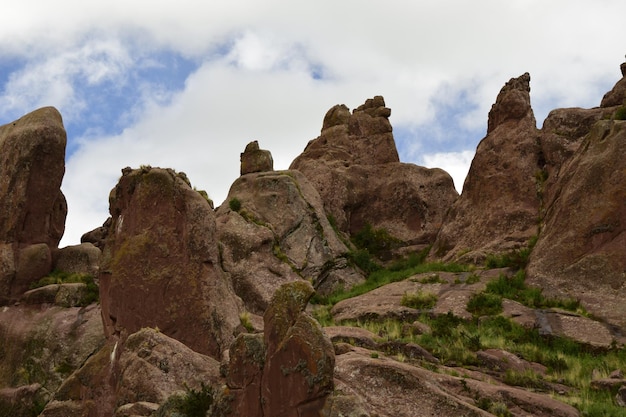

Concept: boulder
[[527, 120, 626, 331], [0, 303, 104, 396], [53, 242, 101, 277], [0, 107, 67, 304], [0, 107, 67, 247], [216, 170, 363, 313], [46, 328, 223, 417], [99, 166, 243, 358], [432, 73, 542, 262], [226, 281, 335, 417], [240, 140, 274, 175], [290, 96, 457, 248]]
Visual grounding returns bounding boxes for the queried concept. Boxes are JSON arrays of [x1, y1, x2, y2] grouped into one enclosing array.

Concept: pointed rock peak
[[600, 60, 626, 107], [487, 72, 535, 133], [240, 140, 274, 175], [322, 104, 351, 130], [354, 95, 392, 118]]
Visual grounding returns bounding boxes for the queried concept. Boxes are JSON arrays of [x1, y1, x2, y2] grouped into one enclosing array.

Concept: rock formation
[[527, 119, 626, 330], [99, 166, 243, 358], [431, 73, 543, 262], [291, 96, 458, 249], [3, 61, 626, 417], [216, 167, 363, 313], [226, 281, 335, 417], [0, 107, 67, 304], [240, 140, 274, 175]]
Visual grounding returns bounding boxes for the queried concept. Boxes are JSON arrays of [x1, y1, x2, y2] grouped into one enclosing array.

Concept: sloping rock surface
[[217, 169, 363, 313], [99, 166, 243, 358], [290, 96, 458, 246]]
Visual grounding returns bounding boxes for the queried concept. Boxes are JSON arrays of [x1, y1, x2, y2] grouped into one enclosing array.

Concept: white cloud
[[421, 150, 476, 193], [1, 0, 625, 245]]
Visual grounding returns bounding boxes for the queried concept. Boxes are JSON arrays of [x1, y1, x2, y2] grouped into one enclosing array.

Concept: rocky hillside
[[1, 60, 625, 417]]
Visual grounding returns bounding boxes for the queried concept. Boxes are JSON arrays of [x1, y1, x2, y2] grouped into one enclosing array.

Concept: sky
[[0, 1, 624, 246]]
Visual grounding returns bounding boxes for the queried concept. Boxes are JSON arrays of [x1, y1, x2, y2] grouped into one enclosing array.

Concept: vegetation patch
[[228, 197, 242, 212], [485, 236, 537, 270], [162, 383, 216, 417], [466, 292, 502, 317], [401, 290, 437, 310], [485, 270, 583, 312], [30, 270, 99, 306]]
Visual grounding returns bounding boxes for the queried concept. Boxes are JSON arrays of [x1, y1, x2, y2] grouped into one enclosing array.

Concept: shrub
[[615, 105, 626, 120], [467, 293, 502, 316], [30, 270, 99, 306], [351, 223, 401, 258], [401, 290, 438, 310], [228, 197, 242, 212], [167, 383, 215, 417]]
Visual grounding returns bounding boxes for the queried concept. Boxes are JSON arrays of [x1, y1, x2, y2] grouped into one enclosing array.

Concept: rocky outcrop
[[600, 62, 626, 107], [240, 140, 274, 175], [527, 120, 626, 331], [99, 166, 243, 358], [0, 303, 104, 410], [290, 96, 458, 248], [329, 346, 579, 417], [226, 281, 335, 417], [42, 327, 223, 417], [432, 73, 542, 262], [216, 169, 363, 313], [0, 107, 67, 304]]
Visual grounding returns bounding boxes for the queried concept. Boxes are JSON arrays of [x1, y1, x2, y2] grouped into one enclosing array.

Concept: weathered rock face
[[0, 303, 104, 411], [432, 73, 542, 261], [0, 107, 68, 304], [290, 96, 458, 247], [240, 140, 274, 175], [527, 120, 626, 330], [226, 281, 335, 417], [43, 328, 223, 417], [216, 169, 363, 313], [99, 166, 243, 358], [328, 346, 579, 417]]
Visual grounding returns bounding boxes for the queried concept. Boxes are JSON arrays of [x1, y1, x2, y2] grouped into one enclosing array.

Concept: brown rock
[[47, 328, 223, 417], [261, 281, 335, 417], [53, 242, 101, 277], [527, 120, 626, 332], [0, 107, 67, 248], [240, 140, 274, 175], [226, 333, 266, 417], [12, 243, 52, 299], [226, 281, 335, 417], [476, 348, 547, 375], [600, 61, 626, 107], [99, 166, 243, 358], [330, 346, 580, 417], [81, 217, 111, 250], [432, 73, 541, 261], [217, 170, 363, 313], [534, 309, 616, 349], [0, 107, 67, 304], [291, 96, 457, 248], [323, 326, 378, 349], [0, 303, 104, 396]]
